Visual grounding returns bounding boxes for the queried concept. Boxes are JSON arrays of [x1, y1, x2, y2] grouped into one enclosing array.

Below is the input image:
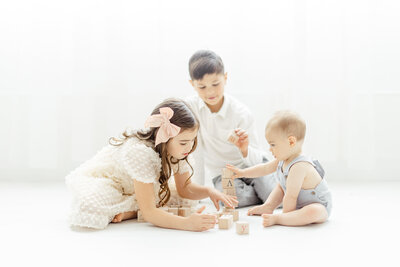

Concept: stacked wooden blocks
[[223, 207, 239, 221], [168, 204, 192, 217], [222, 168, 238, 207]]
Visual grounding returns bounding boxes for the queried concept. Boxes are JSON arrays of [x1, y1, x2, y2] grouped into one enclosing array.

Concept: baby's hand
[[225, 164, 246, 179]]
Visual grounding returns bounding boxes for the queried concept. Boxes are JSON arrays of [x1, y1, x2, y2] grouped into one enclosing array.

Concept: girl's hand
[[208, 188, 238, 210], [185, 206, 217, 232], [225, 164, 246, 179], [233, 128, 249, 157]]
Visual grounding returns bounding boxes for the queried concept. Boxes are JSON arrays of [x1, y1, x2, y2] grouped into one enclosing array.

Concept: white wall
[[1, 0, 399, 181]]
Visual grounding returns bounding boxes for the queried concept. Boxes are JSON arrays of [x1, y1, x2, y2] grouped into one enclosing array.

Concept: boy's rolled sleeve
[[238, 112, 268, 167]]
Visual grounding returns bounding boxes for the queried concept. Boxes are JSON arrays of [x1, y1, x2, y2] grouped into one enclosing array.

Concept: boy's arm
[[226, 159, 279, 178], [282, 163, 307, 213], [237, 112, 268, 166]]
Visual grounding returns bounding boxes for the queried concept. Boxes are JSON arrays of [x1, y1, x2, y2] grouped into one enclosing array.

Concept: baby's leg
[[262, 203, 328, 227]]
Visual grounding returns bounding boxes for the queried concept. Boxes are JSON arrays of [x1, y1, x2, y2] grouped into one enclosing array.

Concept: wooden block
[[236, 221, 249, 235], [218, 215, 233, 229], [223, 188, 236, 196], [222, 178, 234, 189], [227, 131, 239, 144], [223, 207, 234, 212], [178, 207, 191, 217], [211, 211, 223, 218], [224, 210, 239, 221], [159, 206, 169, 212], [223, 207, 239, 221], [168, 207, 179, 215], [137, 210, 145, 222], [222, 168, 234, 178]]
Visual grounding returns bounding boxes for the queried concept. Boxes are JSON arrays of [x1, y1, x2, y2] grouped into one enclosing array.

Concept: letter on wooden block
[[236, 221, 249, 234]]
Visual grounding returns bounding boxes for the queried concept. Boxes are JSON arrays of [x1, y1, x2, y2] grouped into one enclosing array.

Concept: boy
[[185, 50, 276, 207]]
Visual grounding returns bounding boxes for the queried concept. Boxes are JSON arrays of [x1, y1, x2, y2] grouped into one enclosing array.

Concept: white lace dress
[[65, 136, 194, 229]]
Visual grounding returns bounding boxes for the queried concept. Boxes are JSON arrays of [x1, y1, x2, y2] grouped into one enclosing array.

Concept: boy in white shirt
[[185, 50, 276, 207]]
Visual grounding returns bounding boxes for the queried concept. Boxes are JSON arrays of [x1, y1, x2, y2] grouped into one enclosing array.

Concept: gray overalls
[[276, 155, 332, 217]]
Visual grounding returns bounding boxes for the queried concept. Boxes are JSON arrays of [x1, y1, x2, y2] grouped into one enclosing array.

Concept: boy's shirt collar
[[198, 95, 229, 118]]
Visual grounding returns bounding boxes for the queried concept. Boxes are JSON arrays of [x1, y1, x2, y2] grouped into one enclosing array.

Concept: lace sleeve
[[120, 140, 161, 183]]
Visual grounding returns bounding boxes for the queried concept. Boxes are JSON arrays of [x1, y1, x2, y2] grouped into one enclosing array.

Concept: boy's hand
[[208, 188, 238, 210], [233, 128, 249, 157], [225, 164, 246, 179]]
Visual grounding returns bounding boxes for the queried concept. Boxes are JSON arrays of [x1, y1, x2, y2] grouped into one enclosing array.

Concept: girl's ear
[[224, 72, 228, 82], [189, 80, 194, 87], [288, 136, 297, 147]]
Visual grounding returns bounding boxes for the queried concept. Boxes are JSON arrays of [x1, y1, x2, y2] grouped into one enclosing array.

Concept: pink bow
[[144, 107, 181, 146]]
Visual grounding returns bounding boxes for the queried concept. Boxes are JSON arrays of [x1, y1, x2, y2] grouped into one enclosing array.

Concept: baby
[[226, 111, 332, 227]]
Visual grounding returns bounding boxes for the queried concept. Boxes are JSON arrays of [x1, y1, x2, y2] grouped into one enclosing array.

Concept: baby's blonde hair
[[266, 110, 306, 141]]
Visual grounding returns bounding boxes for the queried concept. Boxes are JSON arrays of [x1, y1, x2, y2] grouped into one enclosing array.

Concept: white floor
[[0, 180, 399, 267]]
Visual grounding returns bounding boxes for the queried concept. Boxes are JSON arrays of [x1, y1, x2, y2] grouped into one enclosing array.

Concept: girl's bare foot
[[247, 205, 274, 216], [112, 211, 137, 223], [262, 214, 277, 227]]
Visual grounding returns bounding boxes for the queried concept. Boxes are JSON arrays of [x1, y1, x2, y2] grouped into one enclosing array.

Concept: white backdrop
[[1, 0, 399, 182]]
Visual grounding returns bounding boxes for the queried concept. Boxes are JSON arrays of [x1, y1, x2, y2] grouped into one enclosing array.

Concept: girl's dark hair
[[109, 98, 199, 207], [189, 50, 225, 80]]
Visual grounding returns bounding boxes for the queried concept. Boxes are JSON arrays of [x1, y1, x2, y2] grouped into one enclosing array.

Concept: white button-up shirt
[[185, 94, 267, 184]]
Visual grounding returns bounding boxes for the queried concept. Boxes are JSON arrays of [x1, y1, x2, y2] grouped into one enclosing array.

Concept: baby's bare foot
[[112, 211, 137, 223], [262, 214, 277, 227], [247, 205, 274, 216]]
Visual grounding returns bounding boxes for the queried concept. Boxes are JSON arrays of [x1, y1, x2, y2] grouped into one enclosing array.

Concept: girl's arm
[[225, 159, 279, 179], [174, 172, 238, 210], [282, 163, 307, 213], [133, 179, 216, 231]]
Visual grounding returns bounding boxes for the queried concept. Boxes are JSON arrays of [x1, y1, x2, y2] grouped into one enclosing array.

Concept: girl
[[66, 98, 238, 231]]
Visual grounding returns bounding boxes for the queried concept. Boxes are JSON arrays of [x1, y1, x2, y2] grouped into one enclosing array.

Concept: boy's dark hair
[[189, 50, 225, 80]]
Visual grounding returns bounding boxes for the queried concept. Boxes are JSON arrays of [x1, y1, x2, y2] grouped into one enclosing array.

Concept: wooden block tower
[[222, 168, 238, 207]]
